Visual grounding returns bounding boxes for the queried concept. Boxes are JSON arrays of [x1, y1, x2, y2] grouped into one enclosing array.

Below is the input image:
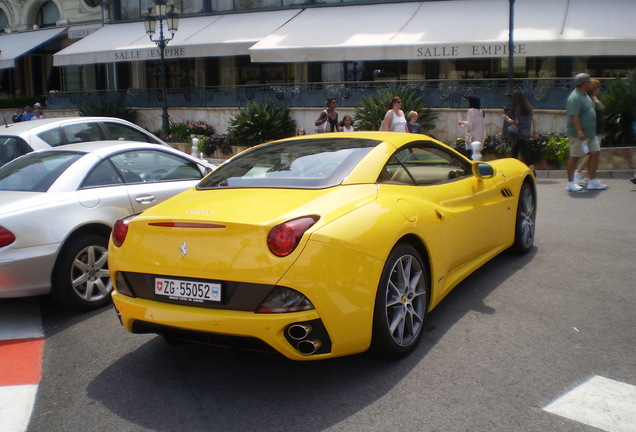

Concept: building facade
[[1, 0, 636, 138]]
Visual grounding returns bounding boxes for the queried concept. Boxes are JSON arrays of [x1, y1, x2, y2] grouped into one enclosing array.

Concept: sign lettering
[[416, 43, 527, 58]]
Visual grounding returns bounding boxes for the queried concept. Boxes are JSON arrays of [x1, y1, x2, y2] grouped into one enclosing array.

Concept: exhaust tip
[[297, 339, 322, 355], [287, 323, 312, 340]]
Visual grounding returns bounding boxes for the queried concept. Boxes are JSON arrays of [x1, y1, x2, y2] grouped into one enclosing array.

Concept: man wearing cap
[[565, 73, 607, 192]]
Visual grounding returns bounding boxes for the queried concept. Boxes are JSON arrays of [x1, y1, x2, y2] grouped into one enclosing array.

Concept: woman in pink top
[[458, 96, 485, 158]]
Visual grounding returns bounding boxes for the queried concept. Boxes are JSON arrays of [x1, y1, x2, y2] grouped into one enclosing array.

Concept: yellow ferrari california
[[109, 132, 536, 360]]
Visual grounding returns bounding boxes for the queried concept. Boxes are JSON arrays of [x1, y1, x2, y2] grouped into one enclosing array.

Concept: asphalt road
[[26, 177, 636, 432]]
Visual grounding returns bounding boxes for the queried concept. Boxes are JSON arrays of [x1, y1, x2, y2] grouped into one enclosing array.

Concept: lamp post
[[507, 0, 515, 96], [144, 0, 179, 134]]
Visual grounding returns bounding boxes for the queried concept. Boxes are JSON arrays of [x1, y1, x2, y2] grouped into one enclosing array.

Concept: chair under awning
[[0, 27, 68, 69], [53, 9, 299, 66], [249, 0, 636, 63]]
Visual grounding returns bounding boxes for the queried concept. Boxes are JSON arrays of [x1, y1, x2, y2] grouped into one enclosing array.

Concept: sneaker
[[574, 172, 588, 186], [586, 179, 608, 190], [566, 181, 583, 192], [631, 177, 636, 185]]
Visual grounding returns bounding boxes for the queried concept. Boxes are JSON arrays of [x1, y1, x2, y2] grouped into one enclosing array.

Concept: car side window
[[378, 142, 471, 186], [82, 160, 125, 188], [0, 137, 32, 165], [62, 123, 104, 144], [37, 128, 65, 147], [109, 150, 203, 183], [102, 122, 154, 143]]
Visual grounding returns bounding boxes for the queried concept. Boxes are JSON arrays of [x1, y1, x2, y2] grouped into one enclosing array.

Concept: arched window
[[0, 9, 9, 32], [36, 1, 60, 28]]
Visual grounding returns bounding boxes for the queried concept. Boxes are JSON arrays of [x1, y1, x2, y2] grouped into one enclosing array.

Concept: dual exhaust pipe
[[287, 323, 322, 355]]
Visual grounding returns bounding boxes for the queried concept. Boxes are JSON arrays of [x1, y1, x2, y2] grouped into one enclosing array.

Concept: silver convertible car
[[0, 141, 214, 310]]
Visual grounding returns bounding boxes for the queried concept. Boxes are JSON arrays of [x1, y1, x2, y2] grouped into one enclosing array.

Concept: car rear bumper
[[111, 292, 343, 360]]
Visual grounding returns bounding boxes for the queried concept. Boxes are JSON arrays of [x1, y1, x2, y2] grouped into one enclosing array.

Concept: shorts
[[569, 136, 599, 158]]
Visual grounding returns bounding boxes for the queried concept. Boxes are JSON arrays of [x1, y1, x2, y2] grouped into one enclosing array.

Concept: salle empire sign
[[113, 47, 187, 61], [416, 43, 527, 58]]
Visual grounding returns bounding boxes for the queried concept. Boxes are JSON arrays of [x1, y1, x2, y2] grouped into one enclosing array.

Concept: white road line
[[544, 375, 636, 432], [0, 301, 43, 341], [0, 301, 43, 432], [0, 385, 38, 432]]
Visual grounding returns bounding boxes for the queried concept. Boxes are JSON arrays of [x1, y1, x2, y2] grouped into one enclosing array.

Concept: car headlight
[[255, 286, 314, 313]]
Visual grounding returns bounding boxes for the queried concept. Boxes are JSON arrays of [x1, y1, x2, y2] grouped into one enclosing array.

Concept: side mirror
[[473, 162, 494, 179]]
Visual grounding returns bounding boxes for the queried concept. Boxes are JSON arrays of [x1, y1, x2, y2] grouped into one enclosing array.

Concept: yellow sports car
[[109, 132, 536, 360]]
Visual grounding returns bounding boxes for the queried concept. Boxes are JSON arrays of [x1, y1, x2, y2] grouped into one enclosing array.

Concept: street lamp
[[144, 0, 180, 134], [507, 0, 515, 95]]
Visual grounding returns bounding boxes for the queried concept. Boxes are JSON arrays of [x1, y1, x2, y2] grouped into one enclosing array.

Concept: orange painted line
[[0, 338, 44, 386]]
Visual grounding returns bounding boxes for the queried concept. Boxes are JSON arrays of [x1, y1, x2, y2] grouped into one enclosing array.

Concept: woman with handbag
[[504, 91, 537, 170], [315, 97, 340, 133]]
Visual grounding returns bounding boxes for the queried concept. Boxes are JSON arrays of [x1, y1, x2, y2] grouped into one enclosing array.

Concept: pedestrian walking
[[458, 96, 486, 158], [565, 73, 607, 192], [380, 96, 408, 133], [574, 79, 605, 186], [406, 111, 423, 134], [315, 97, 340, 133], [12, 107, 24, 123], [504, 91, 537, 172]]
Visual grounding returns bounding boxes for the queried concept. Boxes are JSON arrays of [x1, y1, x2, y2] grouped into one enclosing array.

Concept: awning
[[249, 0, 636, 62], [53, 9, 298, 66], [0, 27, 68, 69]]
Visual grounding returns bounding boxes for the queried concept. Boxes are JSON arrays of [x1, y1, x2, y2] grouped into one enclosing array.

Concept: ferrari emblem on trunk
[[179, 242, 188, 259]]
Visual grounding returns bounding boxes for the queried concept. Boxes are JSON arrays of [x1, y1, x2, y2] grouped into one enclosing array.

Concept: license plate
[[155, 278, 221, 303]]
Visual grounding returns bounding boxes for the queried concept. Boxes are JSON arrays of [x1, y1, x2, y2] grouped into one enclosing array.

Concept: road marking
[[0, 338, 44, 386], [0, 385, 38, 432], [0, 300, 43, 432], [544, 375, 636, 432]]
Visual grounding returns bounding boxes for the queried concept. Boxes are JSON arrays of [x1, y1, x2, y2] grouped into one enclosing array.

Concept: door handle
[[135, 194, 156, 204]]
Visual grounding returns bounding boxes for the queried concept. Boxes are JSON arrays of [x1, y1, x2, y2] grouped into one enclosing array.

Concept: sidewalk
[[535, 169, 634, 179]]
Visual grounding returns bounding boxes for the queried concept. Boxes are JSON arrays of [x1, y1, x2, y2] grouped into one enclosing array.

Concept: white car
[[0, 116, 166, 166], [0, 141, 214, 310]]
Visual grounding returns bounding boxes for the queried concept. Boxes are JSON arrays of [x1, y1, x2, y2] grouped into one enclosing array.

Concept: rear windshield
[[198, 137, 380, 189], [0, 151, 82, 192]]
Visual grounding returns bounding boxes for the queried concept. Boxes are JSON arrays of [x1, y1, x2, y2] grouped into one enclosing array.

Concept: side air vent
[[501, 187, 514, 198]]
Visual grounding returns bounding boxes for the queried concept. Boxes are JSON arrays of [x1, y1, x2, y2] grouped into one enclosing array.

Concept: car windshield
[[198, 137, 380, 189], [0, 151, 83, 192]]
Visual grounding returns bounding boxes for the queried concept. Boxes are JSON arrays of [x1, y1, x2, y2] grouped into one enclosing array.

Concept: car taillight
[[0, 226, 16, 247], [111, 214, 137, 247], [267, 215, 319, 257]]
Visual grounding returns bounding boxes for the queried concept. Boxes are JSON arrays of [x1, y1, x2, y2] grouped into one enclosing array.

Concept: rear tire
[[371, 243, 429, 358], [51, 234, 112, 311], [510, 182, 536, 254]]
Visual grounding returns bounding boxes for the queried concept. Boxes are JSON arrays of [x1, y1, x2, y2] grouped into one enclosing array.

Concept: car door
[[108, 149, 206, 213], [79, 160, 137, 222], [383, 142, 505, 273]]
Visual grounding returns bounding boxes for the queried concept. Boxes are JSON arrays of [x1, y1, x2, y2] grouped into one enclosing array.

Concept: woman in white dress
[[381, 96, 408, 133]]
